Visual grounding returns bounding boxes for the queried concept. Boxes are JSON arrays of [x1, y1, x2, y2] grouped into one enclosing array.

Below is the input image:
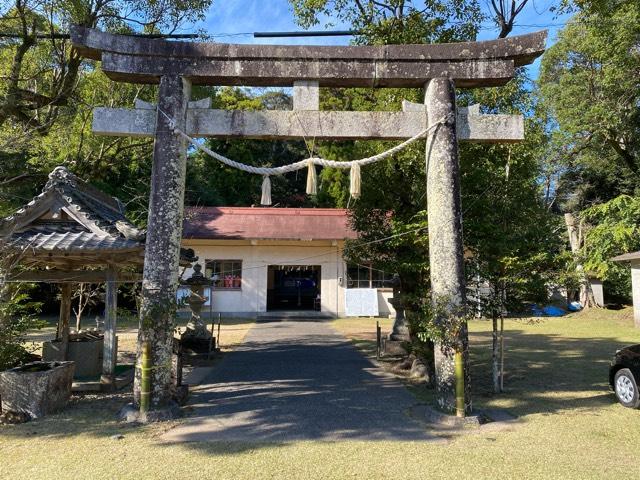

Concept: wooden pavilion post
[[56, 283, 72, 361], [101, 267, 118, 390]]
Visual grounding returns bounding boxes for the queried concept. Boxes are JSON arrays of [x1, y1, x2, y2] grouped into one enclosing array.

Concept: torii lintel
[[70, 26, 547, 88]]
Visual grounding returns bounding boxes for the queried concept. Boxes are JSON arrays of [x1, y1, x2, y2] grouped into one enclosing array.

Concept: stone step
[[257, 311, 334, 321]]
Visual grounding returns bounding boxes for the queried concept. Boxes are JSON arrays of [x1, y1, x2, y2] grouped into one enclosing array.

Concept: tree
[[539, 2, 640, 209], [71, 283, 104, 332], [289, 1, 559, 409], [289, 0, 483, 44], [579, 195, 640, 301], [0, 240, 44, 370], [0, 0, 212, 135], [0, 1, 216, 225], [491, 0, 531, 38]]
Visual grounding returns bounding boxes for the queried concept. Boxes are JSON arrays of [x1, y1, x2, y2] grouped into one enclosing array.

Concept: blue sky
[[184, 0, 574, 80]]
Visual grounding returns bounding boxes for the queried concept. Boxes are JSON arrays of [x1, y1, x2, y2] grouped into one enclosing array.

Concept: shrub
[[0, 282, 45, 371]]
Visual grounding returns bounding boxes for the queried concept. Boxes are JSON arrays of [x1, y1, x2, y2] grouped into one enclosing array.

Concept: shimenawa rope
[[157, 108, 450, 205]]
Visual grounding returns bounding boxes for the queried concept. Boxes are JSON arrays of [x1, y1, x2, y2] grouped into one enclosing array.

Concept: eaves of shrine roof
[[0, 167, 198, 269], [183, 207, 357, 241], [611, 251, 640, 263], [0, 166, 146, 266], [8, 230, 143, 254]]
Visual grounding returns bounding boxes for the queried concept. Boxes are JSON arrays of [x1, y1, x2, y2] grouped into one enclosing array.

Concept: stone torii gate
[[71, 26, 546, 417]]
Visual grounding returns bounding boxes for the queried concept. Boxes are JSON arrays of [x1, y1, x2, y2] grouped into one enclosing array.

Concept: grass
[[2, 309, 640, 479]]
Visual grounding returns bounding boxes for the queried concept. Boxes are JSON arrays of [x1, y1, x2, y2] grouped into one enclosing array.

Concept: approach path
[[161, 318, 436, 442]]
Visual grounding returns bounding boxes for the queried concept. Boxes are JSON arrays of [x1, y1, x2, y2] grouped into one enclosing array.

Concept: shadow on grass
[[3, 317, 637, 454], [467, 326, 634, 416]]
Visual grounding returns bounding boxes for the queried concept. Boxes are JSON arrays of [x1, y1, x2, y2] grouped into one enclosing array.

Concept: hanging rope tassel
[[349, 163, 361, 199], [261, 175, 272, 206], [306, 160, 317, 195]]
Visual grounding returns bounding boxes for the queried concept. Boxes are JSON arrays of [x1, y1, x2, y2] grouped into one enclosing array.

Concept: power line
[[0, 32, 198, 40]]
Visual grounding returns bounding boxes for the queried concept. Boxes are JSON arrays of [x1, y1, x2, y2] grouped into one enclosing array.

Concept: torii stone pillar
[[134, 75, 191, 413], [425, 78, 470, 414]]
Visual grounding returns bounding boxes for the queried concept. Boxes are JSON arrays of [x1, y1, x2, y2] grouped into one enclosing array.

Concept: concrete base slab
[[72, 366, 134, 393]]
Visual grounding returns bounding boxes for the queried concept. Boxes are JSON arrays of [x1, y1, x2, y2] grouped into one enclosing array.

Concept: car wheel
[[614, 368, 640, 409]]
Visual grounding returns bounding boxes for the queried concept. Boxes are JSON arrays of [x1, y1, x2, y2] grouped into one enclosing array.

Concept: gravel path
[[161, 319, 436, 443]]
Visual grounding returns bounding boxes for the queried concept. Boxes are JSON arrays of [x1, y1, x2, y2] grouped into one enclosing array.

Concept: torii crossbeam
[[71, 26, 546, 419]]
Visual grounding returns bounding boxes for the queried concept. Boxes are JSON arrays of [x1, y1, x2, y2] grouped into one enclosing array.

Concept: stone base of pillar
[[118, 401, 182, 423]]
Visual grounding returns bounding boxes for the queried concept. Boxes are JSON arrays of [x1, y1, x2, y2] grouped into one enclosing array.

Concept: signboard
[[345, 288, 379, 317], [176, 286, 211, 306]]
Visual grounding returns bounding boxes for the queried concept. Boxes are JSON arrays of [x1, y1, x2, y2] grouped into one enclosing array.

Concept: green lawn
[[2, 309, 639, 479]]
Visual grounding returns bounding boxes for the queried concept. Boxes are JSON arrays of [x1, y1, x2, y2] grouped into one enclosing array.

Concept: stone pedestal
[[388, 301, 410, 342], [386, 273, 410, 342], [384, 339, 408, 356]]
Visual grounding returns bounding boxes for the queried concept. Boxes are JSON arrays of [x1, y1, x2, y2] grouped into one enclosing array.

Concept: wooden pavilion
[[0, 166, 194, 389]]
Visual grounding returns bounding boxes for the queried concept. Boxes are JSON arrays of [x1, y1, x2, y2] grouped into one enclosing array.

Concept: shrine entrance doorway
[[267, 265, 321, 312]]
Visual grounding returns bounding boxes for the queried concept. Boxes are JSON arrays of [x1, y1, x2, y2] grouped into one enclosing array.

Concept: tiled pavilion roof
[[0, 166, 145, 267], [1, 167, 195, 270]]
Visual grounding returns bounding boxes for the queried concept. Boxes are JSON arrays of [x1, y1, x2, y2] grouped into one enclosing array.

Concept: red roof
[[183, 207, 357, 241]]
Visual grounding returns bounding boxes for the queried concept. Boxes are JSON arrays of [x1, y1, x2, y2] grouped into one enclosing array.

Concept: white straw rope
[[158, 107, 450, 176]]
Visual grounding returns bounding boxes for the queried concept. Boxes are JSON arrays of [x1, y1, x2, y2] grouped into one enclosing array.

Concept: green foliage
[[410, 295, 468, 349], [289, 0, 483, 43], [0, 0, 214, 224], [298, 3, 567, 332], [580, 195, 640, 298], [0, 282, 45, 371], [539, 2, 640, 209]]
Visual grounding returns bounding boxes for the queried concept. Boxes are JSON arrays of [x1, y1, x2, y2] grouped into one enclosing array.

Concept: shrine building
[[180, 207, 395, 318]]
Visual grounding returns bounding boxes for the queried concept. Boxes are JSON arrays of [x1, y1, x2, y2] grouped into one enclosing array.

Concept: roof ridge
[[1, 166, 143, 241]]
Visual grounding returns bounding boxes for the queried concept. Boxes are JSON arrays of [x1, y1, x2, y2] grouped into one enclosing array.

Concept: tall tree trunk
[[564, 213, 598, 309]]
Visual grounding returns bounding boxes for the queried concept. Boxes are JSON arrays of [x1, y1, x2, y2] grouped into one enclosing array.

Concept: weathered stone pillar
[[631, 262, 640, 328], [424, 78, 471, 414], [134, 75, 191, 414], [101, 267, 117, 391]]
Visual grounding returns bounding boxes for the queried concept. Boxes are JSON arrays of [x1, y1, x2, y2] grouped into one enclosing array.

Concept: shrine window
[[205, 260, 242, 289], [346, 263, 393, 289]]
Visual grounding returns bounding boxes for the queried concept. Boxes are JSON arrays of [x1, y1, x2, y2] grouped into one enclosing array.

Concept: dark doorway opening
[[267, 265, 320, 311]]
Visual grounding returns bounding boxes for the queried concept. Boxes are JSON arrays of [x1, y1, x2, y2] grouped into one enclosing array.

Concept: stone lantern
[[180, 263, 213, 350], [387, 274, 410, 341], [384, 274, 410, 356]]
